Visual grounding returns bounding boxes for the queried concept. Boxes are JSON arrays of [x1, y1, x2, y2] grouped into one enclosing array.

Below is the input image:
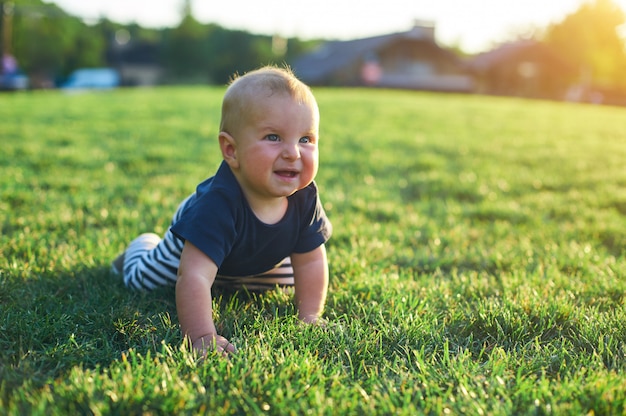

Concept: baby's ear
[[219, 132, 239, 168]]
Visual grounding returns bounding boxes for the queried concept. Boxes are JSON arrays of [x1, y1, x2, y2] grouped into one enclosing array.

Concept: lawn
[[1, 86, 625, 415]]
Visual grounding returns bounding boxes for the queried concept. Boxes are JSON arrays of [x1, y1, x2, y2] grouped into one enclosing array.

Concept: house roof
[[469, 40, 572, 72], [291, 26, 442, 84]]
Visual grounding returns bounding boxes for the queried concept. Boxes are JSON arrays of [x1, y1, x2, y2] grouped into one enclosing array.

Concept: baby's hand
[[192, 334, 237, 358], [298, 316, 328, 329]]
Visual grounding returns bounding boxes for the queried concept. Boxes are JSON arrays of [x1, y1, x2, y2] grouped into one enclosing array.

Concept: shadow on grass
[[0, 265, 286, 394]]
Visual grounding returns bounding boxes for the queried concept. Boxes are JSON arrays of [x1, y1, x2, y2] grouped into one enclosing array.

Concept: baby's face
[[230, 93, 319, 202]]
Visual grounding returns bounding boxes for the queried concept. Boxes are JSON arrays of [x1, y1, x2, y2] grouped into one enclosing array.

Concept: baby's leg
[[122, 230, 183, 290], [117, 195, 194, 291]]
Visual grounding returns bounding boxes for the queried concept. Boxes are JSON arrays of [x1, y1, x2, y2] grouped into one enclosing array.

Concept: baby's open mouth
[[275, 170, 298, 178]]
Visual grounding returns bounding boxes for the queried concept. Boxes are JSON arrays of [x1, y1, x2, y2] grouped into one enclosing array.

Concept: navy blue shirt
[[170, 161, 332, 277]]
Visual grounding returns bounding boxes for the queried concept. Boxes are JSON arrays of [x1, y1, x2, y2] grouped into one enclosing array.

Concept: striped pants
[[121, 195, 294, 291]]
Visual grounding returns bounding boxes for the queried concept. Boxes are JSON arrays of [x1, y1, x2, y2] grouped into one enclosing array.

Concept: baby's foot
[[111, 252, 125, 275]]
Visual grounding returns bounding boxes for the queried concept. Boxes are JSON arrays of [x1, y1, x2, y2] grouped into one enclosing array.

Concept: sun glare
[[50, 0, 626, 52]]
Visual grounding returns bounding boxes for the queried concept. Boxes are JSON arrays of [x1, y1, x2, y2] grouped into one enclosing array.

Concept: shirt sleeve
[[170, 190, 238, 268]]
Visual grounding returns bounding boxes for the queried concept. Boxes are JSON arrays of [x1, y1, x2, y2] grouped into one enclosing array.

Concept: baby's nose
[[282, 142, 300, 159]]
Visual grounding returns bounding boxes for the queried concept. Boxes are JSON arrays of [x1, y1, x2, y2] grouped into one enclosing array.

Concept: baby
[[112, 66, 332, 356]]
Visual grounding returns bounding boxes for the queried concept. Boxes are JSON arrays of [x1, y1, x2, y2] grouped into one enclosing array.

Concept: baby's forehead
[[241, 88, 317, 113], [249, 93, 318, 122], [256, 89, 314, 106], [229, 73, 314, 101]]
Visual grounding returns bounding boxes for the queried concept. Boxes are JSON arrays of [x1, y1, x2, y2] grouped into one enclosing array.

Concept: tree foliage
[[9, 0, 104, 78], [3, 0, 317, 85], [159, 16, 308, 84], [543, 0, 626, 90]]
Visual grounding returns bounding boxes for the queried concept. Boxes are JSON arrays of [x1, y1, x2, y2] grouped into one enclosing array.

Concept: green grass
[[1, 86, 625, 415]]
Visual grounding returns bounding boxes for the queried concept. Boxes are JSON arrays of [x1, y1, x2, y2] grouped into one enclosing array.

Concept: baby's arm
[[176, 241, 236, 356], [291, 244, 329, 323]]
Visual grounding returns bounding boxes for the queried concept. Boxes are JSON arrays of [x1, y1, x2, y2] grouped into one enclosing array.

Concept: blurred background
[[1, 0, 625, 105]]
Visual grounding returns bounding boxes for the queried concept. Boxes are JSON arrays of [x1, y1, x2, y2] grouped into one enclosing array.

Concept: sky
[[49, 0, 626, 53]]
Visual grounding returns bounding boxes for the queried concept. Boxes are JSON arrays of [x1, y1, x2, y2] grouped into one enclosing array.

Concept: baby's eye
[[299, 136, 312, 144], [265, 134, 280, 142]]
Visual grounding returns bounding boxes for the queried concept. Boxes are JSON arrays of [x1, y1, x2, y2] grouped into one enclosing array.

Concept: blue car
[[62, 68, 120, 89], [0, 71, 28, 90]]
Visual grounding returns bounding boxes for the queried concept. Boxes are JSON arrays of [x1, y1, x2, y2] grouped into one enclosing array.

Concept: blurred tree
[[160, 5, 212, 82], [6, 0, 320, 86], [543, 0, 626, 90], [204, 28, 276, 84], [10, 0, 105, 78], [159, 0, 316, 84]]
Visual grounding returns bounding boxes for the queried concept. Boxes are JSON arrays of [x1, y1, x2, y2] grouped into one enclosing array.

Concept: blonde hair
[[219, 66, 317, 133]]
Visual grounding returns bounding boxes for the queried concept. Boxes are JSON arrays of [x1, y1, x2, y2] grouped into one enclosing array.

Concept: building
[[291, 23, 473, 92], [109, 38, 163, 87], [469, 40, 576, 100]]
